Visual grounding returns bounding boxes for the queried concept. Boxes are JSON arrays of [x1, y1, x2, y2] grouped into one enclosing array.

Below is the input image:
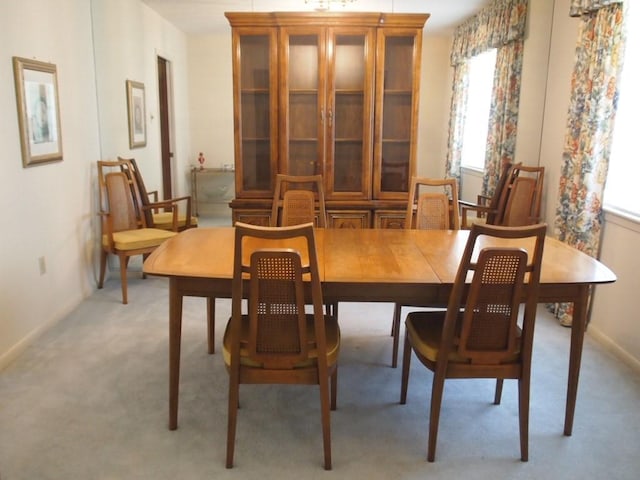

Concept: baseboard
[[588, 325, 640, 374], [0, 302, 79, 371]]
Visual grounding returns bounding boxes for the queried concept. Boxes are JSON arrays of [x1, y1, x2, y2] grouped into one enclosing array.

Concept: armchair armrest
[[147, 190, 159, 212], [142, 200, 179, 231], [460, 203, 496, 229], [163, 195, 193, 228]]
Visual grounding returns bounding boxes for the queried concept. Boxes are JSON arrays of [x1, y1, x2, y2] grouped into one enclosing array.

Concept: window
[[604, 2, 639, 218], [460, 48, 497, 170]]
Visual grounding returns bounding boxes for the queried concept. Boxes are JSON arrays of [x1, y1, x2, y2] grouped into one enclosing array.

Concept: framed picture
[[126, 80, 146, 148], [13, 57, 63, 167]]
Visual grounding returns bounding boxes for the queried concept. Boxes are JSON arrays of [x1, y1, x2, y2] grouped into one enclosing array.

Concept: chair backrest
[[442, 223, 546, 365], [229, 222, 326, 370], [500, 165, 545, 227], [98, 159, 147, 233], [405, 177, 460, 230], [485, 161, 520, 225], [271, 174, 327, 227], [117, 156, 155, 227]]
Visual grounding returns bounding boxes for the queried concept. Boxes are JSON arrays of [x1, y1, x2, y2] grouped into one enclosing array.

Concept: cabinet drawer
[[328, 210, 371, 229], [374, 210, 406, 229], [233, 209, 271, 226]]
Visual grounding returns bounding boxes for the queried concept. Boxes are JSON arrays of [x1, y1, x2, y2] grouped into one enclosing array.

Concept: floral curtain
[[445, 0, 528, 196], [444, 63, 468, 185], [551, 1, 626, 325], [570, 0, 624, 16], [482, 39, 525, 195]]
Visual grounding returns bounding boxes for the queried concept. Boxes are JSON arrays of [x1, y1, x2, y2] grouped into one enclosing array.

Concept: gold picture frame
[[13, 57, 63, 167], [126, 80, 146, 148]]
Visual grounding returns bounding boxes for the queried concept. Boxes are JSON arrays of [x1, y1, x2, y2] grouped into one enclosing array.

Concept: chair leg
[[118, 254, 128, 305], [141, 253, 148, 279], [226, 378, 240, 468], [391, 303, 399, 336], [400, 330, 412, 404], [207, 296, 215, 354], [494, 379, 504, 405], [318, 374, 333, 470], [98, 250, 108, 289], [427, 372, 446, 462], [518, 377, 530, 461], [391, 303, 401, 368]]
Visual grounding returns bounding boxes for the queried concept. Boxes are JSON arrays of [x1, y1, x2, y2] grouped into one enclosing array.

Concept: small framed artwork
[[126, 80, 146, 148], [13, 57, 63, 167]]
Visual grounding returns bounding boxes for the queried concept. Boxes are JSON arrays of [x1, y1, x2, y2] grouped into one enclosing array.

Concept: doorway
[[157, 55, 173, 199]]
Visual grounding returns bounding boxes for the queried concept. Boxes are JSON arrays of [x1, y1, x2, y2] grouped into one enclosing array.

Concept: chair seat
[[152, 211, 198, 230], [102, 228, 176, 251], [406, 311, 521, 365], [223, 313, 340, 369]]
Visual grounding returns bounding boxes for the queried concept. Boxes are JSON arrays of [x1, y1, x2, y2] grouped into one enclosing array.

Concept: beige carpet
[[1, 267, 639, 479]]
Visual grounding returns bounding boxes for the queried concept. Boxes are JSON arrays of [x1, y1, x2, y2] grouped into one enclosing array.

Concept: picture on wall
[[126, 80, 146, 148], [13, 57, 63, 167]]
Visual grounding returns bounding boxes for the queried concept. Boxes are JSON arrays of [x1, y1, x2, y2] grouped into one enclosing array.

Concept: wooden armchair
[[390, 177, 460, 367], [400, 223, 547, 462], [460, 162, 518, 228], [223, 222, 340, 470], [118, 157, 197, 232], [461, 163, 545, 229], [97, 159, 177, 304]]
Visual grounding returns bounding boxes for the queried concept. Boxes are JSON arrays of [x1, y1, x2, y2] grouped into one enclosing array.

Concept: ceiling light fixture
[[305, 0, 357, 11]]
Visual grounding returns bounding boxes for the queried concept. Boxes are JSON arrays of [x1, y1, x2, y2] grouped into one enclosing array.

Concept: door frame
[[157, 55, 173, 199]]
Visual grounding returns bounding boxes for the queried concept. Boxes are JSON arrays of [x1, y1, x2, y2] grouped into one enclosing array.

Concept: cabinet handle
[[328, 108, 333, 127], [320, 108, 325, 124]]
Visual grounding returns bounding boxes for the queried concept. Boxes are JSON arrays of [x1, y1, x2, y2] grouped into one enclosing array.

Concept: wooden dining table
[[143, 226, 616, 435]]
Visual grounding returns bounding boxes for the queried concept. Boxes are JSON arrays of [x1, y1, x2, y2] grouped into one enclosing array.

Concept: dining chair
[[400, 222, 547, 462], [270, 173, 336, 316], [118, 156, 198, 232], [223, 222, 340, 470], [390, 177, 460, 367], [270, 174, 327, 228], [500, 165, 545, 226], [97, 159, 177, 304]]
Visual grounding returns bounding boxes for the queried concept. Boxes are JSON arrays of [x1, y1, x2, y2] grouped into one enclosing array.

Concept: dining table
[[143, 226, 616, 435]]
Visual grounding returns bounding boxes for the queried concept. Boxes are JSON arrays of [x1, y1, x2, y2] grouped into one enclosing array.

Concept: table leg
[[169, 277, 183, 430], [564, 284, 590, 436], [207, 296, 215, 354]]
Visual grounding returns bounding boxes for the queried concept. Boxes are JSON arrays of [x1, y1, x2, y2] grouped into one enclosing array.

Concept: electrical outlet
[[38, 256, 46, 275]]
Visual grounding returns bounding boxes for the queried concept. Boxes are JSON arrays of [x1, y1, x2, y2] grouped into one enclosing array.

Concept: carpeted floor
[[1, 265, 639, 479]]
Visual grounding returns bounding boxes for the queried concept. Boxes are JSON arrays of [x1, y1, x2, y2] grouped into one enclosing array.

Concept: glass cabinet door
[[374, 30, 421, 200], [326, 28, 374, 200], [232, 29, 278, 197], [280, 29, 324, 178]]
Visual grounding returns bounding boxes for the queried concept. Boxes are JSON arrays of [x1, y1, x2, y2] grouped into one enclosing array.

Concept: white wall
[[187, 32, 235, 170], [0, 0, 191, 368], [92, 0, 192, 198], [0, 0, 100, 366], [416, 35, 453, 179]]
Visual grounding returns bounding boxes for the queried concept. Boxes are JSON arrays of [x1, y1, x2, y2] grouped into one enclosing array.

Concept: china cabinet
[[226, 12, 429, 227]]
